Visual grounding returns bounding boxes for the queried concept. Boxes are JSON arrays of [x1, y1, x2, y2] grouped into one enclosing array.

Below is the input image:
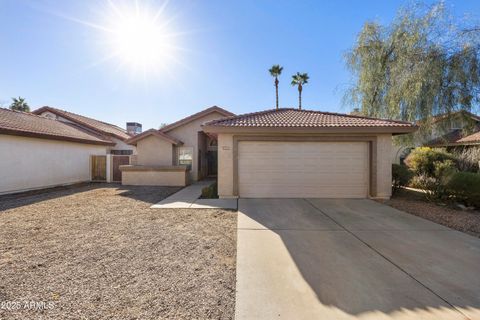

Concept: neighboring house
[[123, 107, 415, 199], [392, 110, 480, 164], [32, 106, 136, 155], [120, 106, 234, 186], [426, 111, 480, 148], [0, 108, 113, 194]]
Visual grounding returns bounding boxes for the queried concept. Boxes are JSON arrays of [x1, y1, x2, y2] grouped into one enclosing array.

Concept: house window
[[178, 147, 193, 169]]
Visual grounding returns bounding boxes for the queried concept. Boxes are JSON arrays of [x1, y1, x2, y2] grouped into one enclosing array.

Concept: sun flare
[[107, 4, 175, 72], [59, 0, 185, 78]]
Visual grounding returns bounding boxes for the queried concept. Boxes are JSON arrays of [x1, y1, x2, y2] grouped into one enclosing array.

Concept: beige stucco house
[[122, 107, 416, 199], [120, 106, 234, 186], [0, 108, 114, 194]]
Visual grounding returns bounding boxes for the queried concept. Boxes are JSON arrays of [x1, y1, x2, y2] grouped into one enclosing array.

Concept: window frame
[[177, 146, 193, 169]]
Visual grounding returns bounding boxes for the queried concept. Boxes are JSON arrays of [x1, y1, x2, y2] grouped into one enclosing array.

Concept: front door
[[206, 151, 218, 176]]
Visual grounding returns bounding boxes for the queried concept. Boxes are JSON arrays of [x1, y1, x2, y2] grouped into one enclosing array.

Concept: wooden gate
[[91, 155, 107, 181], [112, 155, 130, 182]]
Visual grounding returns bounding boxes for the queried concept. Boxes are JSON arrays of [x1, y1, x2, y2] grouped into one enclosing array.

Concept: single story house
[[32, 106, 136, 155], [0, 108, 113, 194], [122, 107, 416, 199]]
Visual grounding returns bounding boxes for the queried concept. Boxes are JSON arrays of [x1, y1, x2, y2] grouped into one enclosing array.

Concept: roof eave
[[125, 130, 183, 146], [160, 106, 235, 133], [0, 128, 116, 146], [202, 125, 418, 135], [32, 106, 130, 141]]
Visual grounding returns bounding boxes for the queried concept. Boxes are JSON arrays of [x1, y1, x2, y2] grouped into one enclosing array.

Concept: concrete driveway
[[236, 198, 480, 320]]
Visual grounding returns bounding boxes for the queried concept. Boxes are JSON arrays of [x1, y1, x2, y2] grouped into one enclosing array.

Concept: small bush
[[404, 147, 455, 177], [433, 159, 457, 179], [453, 147, 480, 172], [201, 182, 218, 199], [408, 161, 456, 201], [392, 164, 412, 193], [446, 172, 480, 208]]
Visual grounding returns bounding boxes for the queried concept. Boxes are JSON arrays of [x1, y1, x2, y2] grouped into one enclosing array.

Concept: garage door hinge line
[[303, 199, 471, 320]]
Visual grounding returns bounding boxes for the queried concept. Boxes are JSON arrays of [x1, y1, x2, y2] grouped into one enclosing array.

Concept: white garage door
[[238, 141, 369, 198]]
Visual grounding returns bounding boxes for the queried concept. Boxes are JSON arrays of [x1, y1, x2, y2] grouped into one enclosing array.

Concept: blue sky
[[1, 0, 479, 130]]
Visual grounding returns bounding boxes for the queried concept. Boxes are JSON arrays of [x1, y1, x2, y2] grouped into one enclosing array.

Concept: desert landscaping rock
[[0, 184, 237, 319], [382, 190, 480, 238]]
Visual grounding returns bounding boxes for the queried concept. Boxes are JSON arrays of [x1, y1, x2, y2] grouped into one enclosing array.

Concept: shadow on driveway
[[236, 198, 480, 320]]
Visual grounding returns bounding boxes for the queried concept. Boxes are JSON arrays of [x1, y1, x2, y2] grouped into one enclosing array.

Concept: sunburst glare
[[54, 0, 187, 80]]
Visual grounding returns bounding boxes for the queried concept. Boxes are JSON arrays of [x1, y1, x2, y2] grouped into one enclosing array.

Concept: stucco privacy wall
[[217, 133, 393, 199], [165, 111, 227, 181], [136, 135, 173, 166], [121, 170, 187, 186], [0, 135, 106, 194]]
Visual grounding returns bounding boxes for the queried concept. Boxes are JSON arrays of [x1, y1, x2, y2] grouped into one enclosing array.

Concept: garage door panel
[[238, 141, 369, 198]]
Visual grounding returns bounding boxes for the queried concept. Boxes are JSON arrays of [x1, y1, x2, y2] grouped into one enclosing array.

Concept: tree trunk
[[298, 85, 302, 110], [275, 77, 279, 110]]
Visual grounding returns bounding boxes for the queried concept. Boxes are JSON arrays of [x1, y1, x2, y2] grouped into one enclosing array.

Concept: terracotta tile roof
[[458, 131, 480, 144], [0, 108, 115, 145], [428, 128, 480, 146], [204, 108, 415, 128], [160, 106, 234, 132], [32, 106, 131, 140]]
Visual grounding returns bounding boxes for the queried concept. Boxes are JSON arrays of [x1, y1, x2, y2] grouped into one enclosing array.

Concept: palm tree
[[291, 72, 309, 110], [269, 64, 283, 110], [9, 97, 30, 112]]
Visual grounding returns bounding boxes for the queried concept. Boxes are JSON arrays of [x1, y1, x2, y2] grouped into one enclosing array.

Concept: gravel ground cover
[[380, 189, 480, 238], [0, 183, 237, 319]]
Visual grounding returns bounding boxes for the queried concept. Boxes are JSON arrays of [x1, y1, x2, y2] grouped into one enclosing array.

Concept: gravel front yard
[[0, 184, 237, 319], [381, 188, 480, 238]]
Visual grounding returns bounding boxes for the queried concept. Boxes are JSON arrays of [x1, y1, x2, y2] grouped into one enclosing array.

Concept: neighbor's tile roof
[[428, 128, 480, 146], [204, 108, 415, 128], [458, 131, 480, 143], [32, 106, 131, 140], [0, 108, 115, 145]]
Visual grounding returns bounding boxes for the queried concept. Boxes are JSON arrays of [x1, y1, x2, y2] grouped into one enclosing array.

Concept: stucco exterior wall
[[165, 111, 227, 181], [0, 135, 106, 195], [121, 170, 187, 186], [109, 137, 136, 153], [216, 133, 394, 199], [376, 134, 393, 199], [136, 135, 173, 166], [218, 134, 235, 198]]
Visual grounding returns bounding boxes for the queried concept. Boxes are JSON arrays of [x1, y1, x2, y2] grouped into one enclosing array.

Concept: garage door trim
[[232, 135, 377, 197]]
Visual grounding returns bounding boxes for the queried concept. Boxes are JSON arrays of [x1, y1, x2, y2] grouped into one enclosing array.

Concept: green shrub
[[408, 161, 457, 201], [433, 159, 457, 180], [201, 182, 218, 199], [404, 147, 455, 177], [446, 172, 480, 208], [392, 164, 412, 193]]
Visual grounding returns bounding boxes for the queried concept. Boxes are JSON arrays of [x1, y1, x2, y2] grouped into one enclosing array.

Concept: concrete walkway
[[236, 198, 480, 320], [150, 180, 237, 209]]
